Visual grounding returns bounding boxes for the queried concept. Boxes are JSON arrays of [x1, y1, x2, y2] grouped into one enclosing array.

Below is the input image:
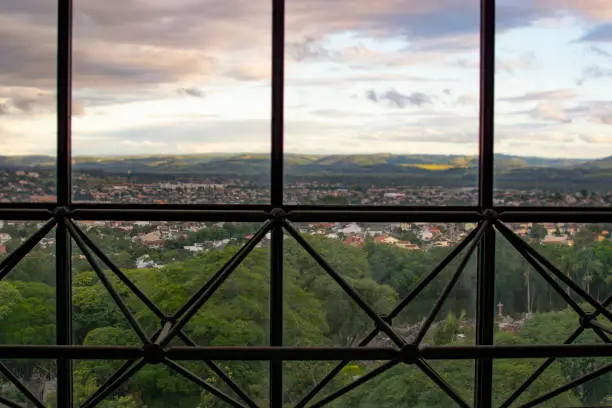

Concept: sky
[[1, 0, 612, 159]]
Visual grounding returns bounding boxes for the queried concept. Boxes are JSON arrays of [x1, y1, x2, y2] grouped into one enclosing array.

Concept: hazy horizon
[[2, 1, 612, 159], [0, 150, 607, 162]]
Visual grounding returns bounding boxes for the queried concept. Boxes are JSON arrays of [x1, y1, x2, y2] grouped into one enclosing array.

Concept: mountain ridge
[[2, 153, 611, 190]]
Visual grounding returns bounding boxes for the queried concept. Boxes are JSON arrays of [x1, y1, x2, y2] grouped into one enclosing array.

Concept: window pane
[[495, 221, 612, 404], [0, 220, 56, 406], [285, 222, 477, 347], [492, 358, 612, 407], [0, 1, 57, 203], [72, 1, 271, 204], [495, 1, 612, 207], [496, 222, 612, 321], [71, 220, 270, 405], [284, 0, 479, 205]]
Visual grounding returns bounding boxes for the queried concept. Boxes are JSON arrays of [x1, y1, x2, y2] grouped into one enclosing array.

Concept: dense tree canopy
[[1, 228, 612, 407]]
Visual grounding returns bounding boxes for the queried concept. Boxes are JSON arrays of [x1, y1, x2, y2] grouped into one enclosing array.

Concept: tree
[[530, 224, 547, 241]]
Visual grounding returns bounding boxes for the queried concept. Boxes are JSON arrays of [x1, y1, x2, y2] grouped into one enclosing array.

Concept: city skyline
[[1, 0, 612, 158]]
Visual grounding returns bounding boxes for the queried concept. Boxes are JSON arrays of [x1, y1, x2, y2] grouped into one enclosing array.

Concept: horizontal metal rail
[[0, 344, 611, 360]]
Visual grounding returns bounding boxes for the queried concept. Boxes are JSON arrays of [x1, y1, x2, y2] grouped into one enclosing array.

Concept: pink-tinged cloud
[[501, 90, 576, 102]]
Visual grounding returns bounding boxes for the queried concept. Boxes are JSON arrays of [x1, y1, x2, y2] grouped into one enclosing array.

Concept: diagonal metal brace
[[295, 225, 483, 408], [0, 218, 56, 281], [283, 219, 406, 348]]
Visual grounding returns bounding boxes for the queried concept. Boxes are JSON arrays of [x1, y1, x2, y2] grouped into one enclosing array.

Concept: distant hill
[[0, 153, 608, 190]]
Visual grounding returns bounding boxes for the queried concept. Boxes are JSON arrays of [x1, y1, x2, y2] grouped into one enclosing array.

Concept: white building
[[339, 223, 363, 235]]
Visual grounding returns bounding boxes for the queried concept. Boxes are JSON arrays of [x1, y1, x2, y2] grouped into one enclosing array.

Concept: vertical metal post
[[57, 0, 73, 406], [478, 0, 495, 211], [475, 0, 495, 407], [270, 224, 283, 407], [271, 0, 285, 209], [270, 0, 285, 405]]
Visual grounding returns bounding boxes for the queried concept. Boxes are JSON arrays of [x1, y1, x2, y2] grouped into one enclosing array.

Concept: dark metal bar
[[295, 226, 481, 408], [283, 220, 406, 348], [0, 396, 24, 408], [519, 362, 612, 408], [498, 210, 612, 223], [66, 220, 151, 344], [69, 208, 270, 222], [475, 224, 496, 408], [590, 320, 612, 337], [0, 345, 142, 360], [79, 359, 141, 408], [0, 362, 46, 408], [177, 331, 259, 408], [286, 205, 479, 213], [389, 225, 481, 320], [81, 327, 162, 406], [287, 210, 484, 223], [497, 222, 586, 316], [270, 223, 284, 408], [270, 0, 285, 208], [417, 360, 470, 408], [478, 0, 495, 211], [56, 227, 73, 408], [80, 359, 146, 408], [418, 344, 612, 359], [0, 219, 56, 281], [172, 221, 272, 321], [495, 206, 612, 213], [0, 209, 54, 220], [67, 219, 166, 320], [502, 297, 612, 407], [163, 359, 248, 408], [0, 344, 611, 360], [160, 221, 274, 346], [155, 321, 173, 345], [57, 0, 72, 207], [414, 221, 487, 344], [70, 203, 271, 211], [56, 4, 73, 407], [308, 361, 401, 408], [591, 325, 612, 344], [294, 332, 380, 408], [496, 221, 612, 323], [168, 347, 400, 361], [476, 0, 496, 404], [4, 205, 612, 223]]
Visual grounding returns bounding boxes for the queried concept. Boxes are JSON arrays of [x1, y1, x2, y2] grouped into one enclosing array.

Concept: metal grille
[[1, 0, 612, 407]]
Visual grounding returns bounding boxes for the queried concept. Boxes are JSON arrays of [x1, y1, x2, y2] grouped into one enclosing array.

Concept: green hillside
[[0, 153, 608, 190], [1, 230, 611, 407]]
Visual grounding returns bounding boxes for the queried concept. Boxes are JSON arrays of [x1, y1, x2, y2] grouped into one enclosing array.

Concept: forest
[[0, 222, 611, 407]]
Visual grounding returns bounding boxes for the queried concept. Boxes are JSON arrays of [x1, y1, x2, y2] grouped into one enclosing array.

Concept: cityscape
[[1, 160, 612, 407]]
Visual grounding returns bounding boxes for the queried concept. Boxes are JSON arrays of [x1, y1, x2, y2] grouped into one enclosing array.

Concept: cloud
[[365, 90, 378, 103], [0, 0, 584, 99], [579, 134, 612, 143], [509, 131, 575, 143], [0, 103, 8, 115], [179, 88, 205, 98], [529, 102, 572, 123], [455, 53, 535, 73], [501, 89, 576, 102], [496, 53, 535, 72], [73, 100, 87, 117], [577, 66, 612, 85], [366, 89, 432, 108], [0, 88, 57, 115], [288, 36, 334, 61], [588, 45, 612, 57], [579, 22, 612, 42], [591, 112, 612, 125], [456, 95, 478, 105]]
